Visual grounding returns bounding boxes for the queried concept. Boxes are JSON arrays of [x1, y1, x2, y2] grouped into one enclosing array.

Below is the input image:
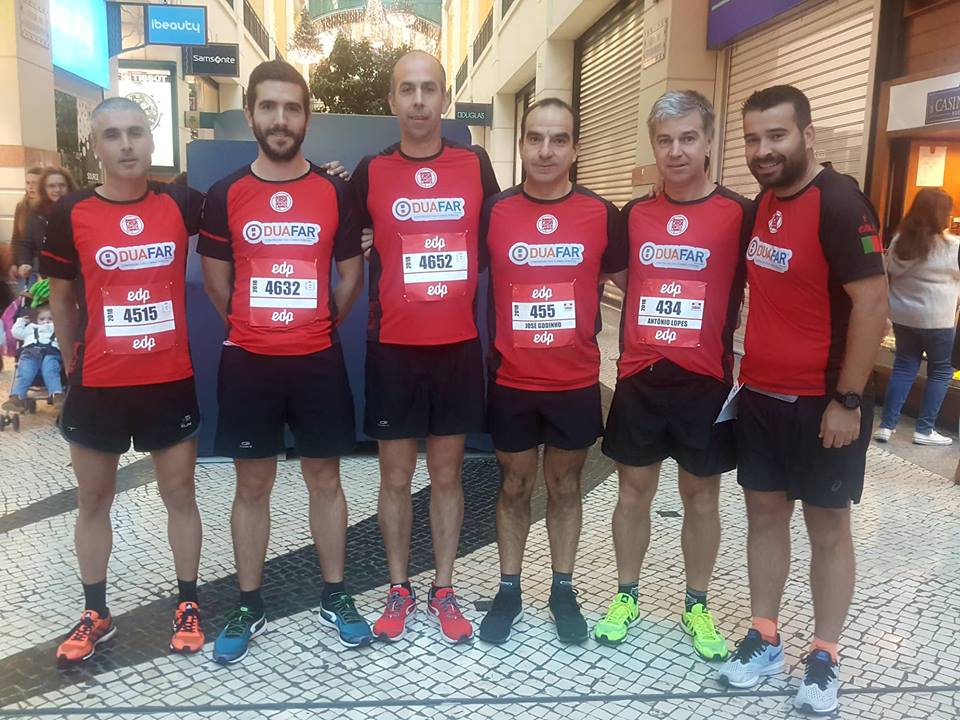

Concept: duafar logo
[[746, 236, 792, 273], [639, 242, 710, 271], [536, 214, 559, 235], [95, 242, 176, 271], [270, 191, 293, 213], [392, 197, 465, 222], [666, 214, 689, 236], [120, 214, 144, 236], [415, 168, 438, 188], [509, 242, 584, 266], [242, 221, 320, 245]]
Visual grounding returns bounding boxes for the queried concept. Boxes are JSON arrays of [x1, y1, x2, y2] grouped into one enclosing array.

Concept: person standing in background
[[13, 167, 77, 285], [874, 188, 960, 447]]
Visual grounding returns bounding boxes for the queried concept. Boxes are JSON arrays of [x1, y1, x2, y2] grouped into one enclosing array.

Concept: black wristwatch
[[834, 391, 862, 410]]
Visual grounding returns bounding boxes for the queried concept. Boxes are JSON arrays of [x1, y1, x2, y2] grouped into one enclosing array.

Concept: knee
[[805, 510, 851, 550], [679, 481, 719, 517], [77, 485, 114, 516], [746, 495, 792, 533], [380, 465, 414, 495], [158, 476, 197, 512], [426, 460, 462, 492], [545, 473, 580, 502], [235, 475, 273, 505], [499, 472, 534, 504], [304, 469, 342, 498], [617, 477, 657, 509]]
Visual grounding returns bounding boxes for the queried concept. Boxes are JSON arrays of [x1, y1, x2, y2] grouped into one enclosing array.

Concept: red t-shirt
[[352, 140, 500, 345], [740, 168, 885, 395], [197, 164, 360, 356], [481, 185, 625, 391], [617, 188, 753, 383], [39, 183, 200, 388]]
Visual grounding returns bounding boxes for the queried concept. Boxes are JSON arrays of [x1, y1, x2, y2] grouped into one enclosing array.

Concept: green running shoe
[[682, 603, 729, 660], [593, 592, 639, 646]]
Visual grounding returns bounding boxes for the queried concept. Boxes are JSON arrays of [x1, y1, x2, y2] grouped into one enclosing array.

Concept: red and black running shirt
[[40, 183, 200, 388], [740, 168, 885, 396], [352, 139, 500, 345], [197, 164, 360, 356], [481, 185, 625, 392], [616, 188, 753, 383]]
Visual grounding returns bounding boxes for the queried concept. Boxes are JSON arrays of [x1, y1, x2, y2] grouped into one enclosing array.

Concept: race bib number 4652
[[101, 283, 176, 354], [401, 232, 468, 302], [637, 279, 706, 347], [511, 282, 576, 348], [249, 259, 318, 328]]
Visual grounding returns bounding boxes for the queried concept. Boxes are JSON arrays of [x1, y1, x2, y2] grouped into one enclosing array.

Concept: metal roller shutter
[[720, 0, 876, 199], [574, 0, 644, 207]]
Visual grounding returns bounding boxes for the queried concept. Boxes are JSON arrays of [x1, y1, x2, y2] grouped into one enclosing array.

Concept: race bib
[[637, 279, 705, 347], [101, 283, 175, 354], [249, 259, 318, 328], [511, 282, 576, 348], [401, 232, 468, 302]]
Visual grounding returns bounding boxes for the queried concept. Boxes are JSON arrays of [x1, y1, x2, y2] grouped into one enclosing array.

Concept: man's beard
[[749, 146, 809, 190], [253, 123, 305, 162]]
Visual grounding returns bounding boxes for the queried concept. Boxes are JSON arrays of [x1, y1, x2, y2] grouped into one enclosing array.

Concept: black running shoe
[[549, 585, 588, 644], [478, 589, 523, 644]]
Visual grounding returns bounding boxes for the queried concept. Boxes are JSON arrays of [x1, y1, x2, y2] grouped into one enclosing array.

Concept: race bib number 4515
[[401, 232, 468, 302], [511, 282, 576, 348], [101, 283, 176, 354], [637, 279, 706, 347]]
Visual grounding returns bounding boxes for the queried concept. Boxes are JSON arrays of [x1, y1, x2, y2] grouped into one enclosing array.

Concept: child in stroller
[[2, 279, 64, 413]]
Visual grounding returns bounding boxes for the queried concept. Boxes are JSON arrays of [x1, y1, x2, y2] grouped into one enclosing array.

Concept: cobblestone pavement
[[1, 317, 959, 719]]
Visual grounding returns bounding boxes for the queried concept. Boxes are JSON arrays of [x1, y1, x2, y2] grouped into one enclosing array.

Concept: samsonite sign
[[183, 43, 239, 77]]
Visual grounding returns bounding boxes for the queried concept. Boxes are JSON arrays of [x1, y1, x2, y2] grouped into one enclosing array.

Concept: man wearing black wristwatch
[[716, 86, 888, 715]]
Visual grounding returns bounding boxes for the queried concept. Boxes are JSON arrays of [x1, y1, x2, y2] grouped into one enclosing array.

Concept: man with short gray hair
[[595, 90, 753, 658]]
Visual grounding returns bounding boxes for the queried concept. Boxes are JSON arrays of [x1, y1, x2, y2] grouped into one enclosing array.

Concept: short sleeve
[[473, 145, 501, 200], [819, 181, 885, 285], [198, 180, 233, 261], [39, 199, 78, 280], [601, 201, 628, 274], [331, 176, 361, 261], [351, 156, 373, 229]]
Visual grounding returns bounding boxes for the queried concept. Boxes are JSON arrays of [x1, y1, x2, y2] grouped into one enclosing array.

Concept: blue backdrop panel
[[185, 112, 493, 456]]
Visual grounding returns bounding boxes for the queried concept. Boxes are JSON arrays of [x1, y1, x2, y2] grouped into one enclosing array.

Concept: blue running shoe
[[716, 628, 784, 688], [318, 592, 373, 648], [212, 606, 267, 665]]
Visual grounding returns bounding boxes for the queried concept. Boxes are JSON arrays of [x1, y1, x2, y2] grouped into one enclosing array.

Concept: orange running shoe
[[427, 587, 473, 644], [372, 585, 416, 641], [170, 601, 205, 653], [56, 610, 116, 664]]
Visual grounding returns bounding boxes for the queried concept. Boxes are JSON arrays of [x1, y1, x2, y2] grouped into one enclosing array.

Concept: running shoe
[[913, 430, 953, 446], [170, 601, 205, 654], [427, 587, 474, 644], [478, 589, 523, 644], [372, 585, 416, 642], [56, 610, 116, 664], [318, 592, 373, 648], [681, 603, 729, 660], [212, 606, 267, 664], [872, 427, 892, 442], [593, 592, 639, 646], [716, 629, 784, 688], [548, 585, 588, 644], [793, 650, 840, 715]]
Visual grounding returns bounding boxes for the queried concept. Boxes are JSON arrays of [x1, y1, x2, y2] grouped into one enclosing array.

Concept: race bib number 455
[[101, 283, 175, 354], [401, 232, 468, 302], [511, 282, 576, 348], [637, 279, 706, 347], [249, 259, 318, 328]]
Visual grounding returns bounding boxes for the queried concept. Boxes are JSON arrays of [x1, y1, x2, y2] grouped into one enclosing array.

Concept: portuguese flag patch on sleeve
[[859, 223, 882, 254]]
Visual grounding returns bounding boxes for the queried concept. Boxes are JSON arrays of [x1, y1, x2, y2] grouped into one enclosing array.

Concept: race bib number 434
[[637, 279, 706, 347], [401, 232, 468, 302], [101, 283, 176, 354], [511, 282, 576, 348], [249, 259, 318, 328]]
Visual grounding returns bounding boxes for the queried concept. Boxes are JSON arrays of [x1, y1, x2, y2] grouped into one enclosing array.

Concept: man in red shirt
[[594, 91, 752, 659], [43, 97, 205, 663], [199, 60, 369, 663], [716, 86, 887, 716], [352, 51, 499, 643], [475, 98, 624, 645]]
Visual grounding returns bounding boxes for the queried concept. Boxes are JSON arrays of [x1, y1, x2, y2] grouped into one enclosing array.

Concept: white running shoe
[[913, 430, 953, 446], [872, 427, 892, 442], [716, 629, 785, 689], [793, 649, 840, 715]]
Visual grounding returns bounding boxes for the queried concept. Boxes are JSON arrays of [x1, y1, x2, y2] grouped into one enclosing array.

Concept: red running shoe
[[56, 610, 117, 664], [427, 587, 473, 644], [372, 585, 416, 641], [170, 601, 205, 653]]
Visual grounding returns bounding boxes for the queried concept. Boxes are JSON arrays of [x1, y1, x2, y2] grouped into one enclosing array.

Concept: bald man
[[351, 52, 500, 644]]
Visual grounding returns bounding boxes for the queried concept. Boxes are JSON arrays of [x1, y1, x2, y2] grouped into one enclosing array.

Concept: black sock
[[429, 583, 451, 600], [551, 571, 573, 592], [239, 588, 264, 616], [685, 587, 708, 612], [322, 580, 346, 605], [499, 574, 521, 595], [82, 580, 108, 617], [618, 582, 639, 600], [177, 578, 199, 605], [391, 580, 412, 593]]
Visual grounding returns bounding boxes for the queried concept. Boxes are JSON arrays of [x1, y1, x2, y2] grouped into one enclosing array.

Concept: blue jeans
[[880, 324, 956, 434], [11, 348, 63, 398]]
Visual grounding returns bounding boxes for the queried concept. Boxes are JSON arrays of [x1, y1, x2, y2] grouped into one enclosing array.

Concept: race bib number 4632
[[249, 259, 319, 328], [101, 283, 176, 354], [511, 282, 576, 348], [401, 232, 468, 302], [637, 279, 706, 347]]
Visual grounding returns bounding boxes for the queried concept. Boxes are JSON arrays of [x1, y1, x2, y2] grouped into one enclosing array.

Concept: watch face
[[842, 394, 860, 409]]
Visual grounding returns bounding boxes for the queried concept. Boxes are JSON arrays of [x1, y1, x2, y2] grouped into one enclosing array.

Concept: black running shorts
[[215, 344, 356, 459], [602, 359, 735, 477], [735, 386, 873, 508], [487, 381, 602, 453], [364, 338, 484, 439], [60, 377, 200, 454]]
